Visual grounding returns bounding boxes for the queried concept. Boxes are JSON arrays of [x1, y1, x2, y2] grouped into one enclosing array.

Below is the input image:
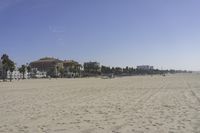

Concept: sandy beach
[[0, 74, 200, 133]]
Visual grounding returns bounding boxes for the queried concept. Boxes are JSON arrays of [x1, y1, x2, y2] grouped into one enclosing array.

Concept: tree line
[[100, 65, 190, 76], [0, 54, 191, 81], [0, 54, 31, 81]]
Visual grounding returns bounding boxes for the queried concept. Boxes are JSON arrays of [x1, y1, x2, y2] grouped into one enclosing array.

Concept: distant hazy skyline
[[0, 0, 200, 71]]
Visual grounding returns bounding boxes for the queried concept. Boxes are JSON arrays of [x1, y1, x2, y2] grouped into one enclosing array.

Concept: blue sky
[[0, 0, 200, 70]]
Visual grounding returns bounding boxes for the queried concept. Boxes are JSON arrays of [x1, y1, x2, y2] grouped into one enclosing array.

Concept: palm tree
[[101, 65, 111, 74], [1, 54, 8, 81], [9, 65, 15, 82], [56, 66, 59, 78], [27, 65, 31, 79], [1, 54, 15, 81], [19, 65, 26, 79], [83, 62, 100, 75]]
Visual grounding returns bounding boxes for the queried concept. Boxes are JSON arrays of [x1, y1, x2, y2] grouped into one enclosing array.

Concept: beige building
[[63, 60, 82, 78], [30, 57, 63, 77]]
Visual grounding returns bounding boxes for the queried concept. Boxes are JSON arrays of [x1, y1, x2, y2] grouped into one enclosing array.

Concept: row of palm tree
[[1, 54, 190, 81], [0, 54, 32, 81], [100, 66, 189, 76], [18, 65, 31, 79]]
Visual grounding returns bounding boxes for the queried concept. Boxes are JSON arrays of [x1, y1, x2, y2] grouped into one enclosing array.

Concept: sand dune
[[0, 74, 200, 133]]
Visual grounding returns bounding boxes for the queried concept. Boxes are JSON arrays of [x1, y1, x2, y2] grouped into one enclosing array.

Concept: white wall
[[7, 70, 29, 80]]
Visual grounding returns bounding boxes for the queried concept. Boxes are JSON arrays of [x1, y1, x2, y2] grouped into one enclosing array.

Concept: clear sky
[[0, 0, 200, 70]]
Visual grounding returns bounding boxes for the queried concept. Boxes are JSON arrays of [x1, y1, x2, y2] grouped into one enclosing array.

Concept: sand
[[0, 74, 200, 133]]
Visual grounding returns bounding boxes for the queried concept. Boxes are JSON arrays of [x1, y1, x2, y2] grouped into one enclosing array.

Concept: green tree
[[1, 54, 15, 81], [9, 65, 15, 82], [27, 65, 31, 73], [101, 65, 111, 74], [123, 66, 129, 74], [84, 62, 100, 75], [114, 67, 123, 75], [19, 65, 26, 79], [27, 65, 31, 79]]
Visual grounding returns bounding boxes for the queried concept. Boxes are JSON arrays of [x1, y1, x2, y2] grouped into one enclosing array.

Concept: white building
[[7, 70, 21, 80], [7, 70, 29, 80], [137, 65, 154, 70], [33, 71, 47, 78], [0, 61, 31, 80], [30, 68, 47, 78]]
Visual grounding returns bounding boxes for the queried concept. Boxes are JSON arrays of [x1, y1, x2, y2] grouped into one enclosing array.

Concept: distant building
[[30, 68, 47, 78], [7, 70, 21, 80], [84, 62, 101, 75], [137, 65, 154, 70], [63, 60, 82, 78], [30, 57, 63, 77], [7, 69, 29, 80]]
